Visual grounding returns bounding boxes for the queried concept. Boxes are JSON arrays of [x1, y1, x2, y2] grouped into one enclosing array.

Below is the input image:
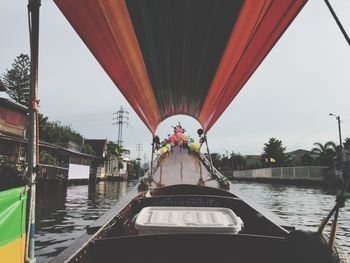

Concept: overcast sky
[[1, 0, 350, 161]]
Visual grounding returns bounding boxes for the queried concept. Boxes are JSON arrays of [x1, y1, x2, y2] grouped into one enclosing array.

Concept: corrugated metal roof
[[0, 97, 28, 112]]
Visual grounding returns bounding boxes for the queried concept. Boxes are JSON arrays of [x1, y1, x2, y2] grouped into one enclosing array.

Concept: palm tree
[[311, 141, 337, 167]]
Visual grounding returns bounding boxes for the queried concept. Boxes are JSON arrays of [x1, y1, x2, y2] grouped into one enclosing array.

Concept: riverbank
[[223, 166, 341, 187], [232, 176, 324, 186]]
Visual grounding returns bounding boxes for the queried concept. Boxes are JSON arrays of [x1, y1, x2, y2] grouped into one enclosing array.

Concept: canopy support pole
[[150, 135, 160, 176], [319, 0, 350, 249], [203, 134, 214, 175], [26, 0, 41, 262], [150, 136, 155, 176], [324, 0, 350, 47]]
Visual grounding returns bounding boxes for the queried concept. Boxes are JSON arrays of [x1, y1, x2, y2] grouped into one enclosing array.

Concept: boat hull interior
[[52, 147, 341, 263]]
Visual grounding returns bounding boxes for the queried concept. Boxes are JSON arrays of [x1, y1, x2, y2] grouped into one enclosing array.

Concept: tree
[[343, 138, 350, 151], [38, 113, 95, 155], [39, 151, 58, 166], [209, 153, 221, 169], [230, 152, 246, 170], [81, 144, 96, 156], [0, 156, 26, 191], [39, 114, 83, 145], [343, 138, 350, 178], [261, 138, 288, 167], [220, 154, 231, 170], [343, 138, 350, 162], [130, 159, 143, 177], [107, 141, 122, 157], [344, 137, 350, 158], [1, 54, 30, 106], [311, 141, 337, 167]]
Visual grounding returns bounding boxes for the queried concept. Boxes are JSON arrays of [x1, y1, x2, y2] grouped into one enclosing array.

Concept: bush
[[0, 156, 26, 191], [40, 151, 58, 166], [0, 156, 20, 177]]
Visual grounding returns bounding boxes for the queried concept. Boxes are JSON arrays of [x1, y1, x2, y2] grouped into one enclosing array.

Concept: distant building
[[85, 139, 107, 179], [287, 149, 316, 166], [105, 155, 119, 178], [245, 155, 261, 169], [38, 141, 94, 183], [84, 140, 133, 181], [105, 146, 131, 181], [0, 87, 28, 163], [121, 156, 131, 178], [0, 81, 96, 182], [56, 140, 81, 152]]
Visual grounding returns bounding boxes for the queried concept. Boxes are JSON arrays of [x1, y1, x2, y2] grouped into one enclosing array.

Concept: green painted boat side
[[0, 186, 27, 247]]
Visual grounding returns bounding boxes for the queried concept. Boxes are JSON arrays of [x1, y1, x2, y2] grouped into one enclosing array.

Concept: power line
[[113, 106, 129, 147]]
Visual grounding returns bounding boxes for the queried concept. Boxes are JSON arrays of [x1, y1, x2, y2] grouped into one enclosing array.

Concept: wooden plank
[[151, 147, 217, 188], [92, 234, 285, 263]]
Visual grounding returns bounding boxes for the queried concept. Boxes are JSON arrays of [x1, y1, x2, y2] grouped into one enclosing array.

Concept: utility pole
[[329, 113, 343, 163], [136, 143, 142, 163], [136, 143, 142, 176], [113, 106, 129, 148], [143, 153, 148, 170]]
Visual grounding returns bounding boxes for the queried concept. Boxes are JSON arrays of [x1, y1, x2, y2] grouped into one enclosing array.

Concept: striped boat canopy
[[54, 0, 307, 133]]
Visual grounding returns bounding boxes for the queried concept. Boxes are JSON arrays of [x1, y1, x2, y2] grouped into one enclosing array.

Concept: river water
[[35, 181, 350, 262]]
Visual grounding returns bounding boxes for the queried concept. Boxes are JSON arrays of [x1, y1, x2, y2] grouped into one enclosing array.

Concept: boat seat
[[133, 195, 285, 236], [91, 233, 285, 263], [151, 184, 236, 197], [134, 194, 242, 211]]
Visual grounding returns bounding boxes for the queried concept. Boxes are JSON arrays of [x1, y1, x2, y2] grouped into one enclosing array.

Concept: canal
[[35, 181, 350, 262]]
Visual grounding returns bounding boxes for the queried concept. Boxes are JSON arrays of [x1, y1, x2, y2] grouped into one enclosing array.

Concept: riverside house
[[0, 80, 28, 164]]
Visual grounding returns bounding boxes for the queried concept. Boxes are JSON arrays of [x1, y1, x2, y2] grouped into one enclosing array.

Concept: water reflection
[[35, 181, 349, 262], [35, 181, 138, 263], [231, 182, 350, 258]]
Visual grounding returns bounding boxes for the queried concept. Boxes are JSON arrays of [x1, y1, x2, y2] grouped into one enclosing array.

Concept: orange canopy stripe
[[200, 0, 307, 130]]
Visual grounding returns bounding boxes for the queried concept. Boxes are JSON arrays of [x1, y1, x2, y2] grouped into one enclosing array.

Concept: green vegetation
[[209, 152, 246, 171], [38, 114, 95, 155], [0, 156, 26, 190], [1, 53, 30, 106], [210, 153, 221, 168], [261, 138, 288, 167], [311, 141, 337, 167], [209, 136, 350, 171], [39, 151, 58, 166], [343, 137, 350, 150], [107, 141, 122, 157], [130, 159, 143, 177], [81, 144, 96, 156], [0, 156, 21, 177], [39, 114, 82, 145]]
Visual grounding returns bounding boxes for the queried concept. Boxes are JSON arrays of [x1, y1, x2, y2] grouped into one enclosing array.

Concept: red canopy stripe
[[54, 0, 160, 133]]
